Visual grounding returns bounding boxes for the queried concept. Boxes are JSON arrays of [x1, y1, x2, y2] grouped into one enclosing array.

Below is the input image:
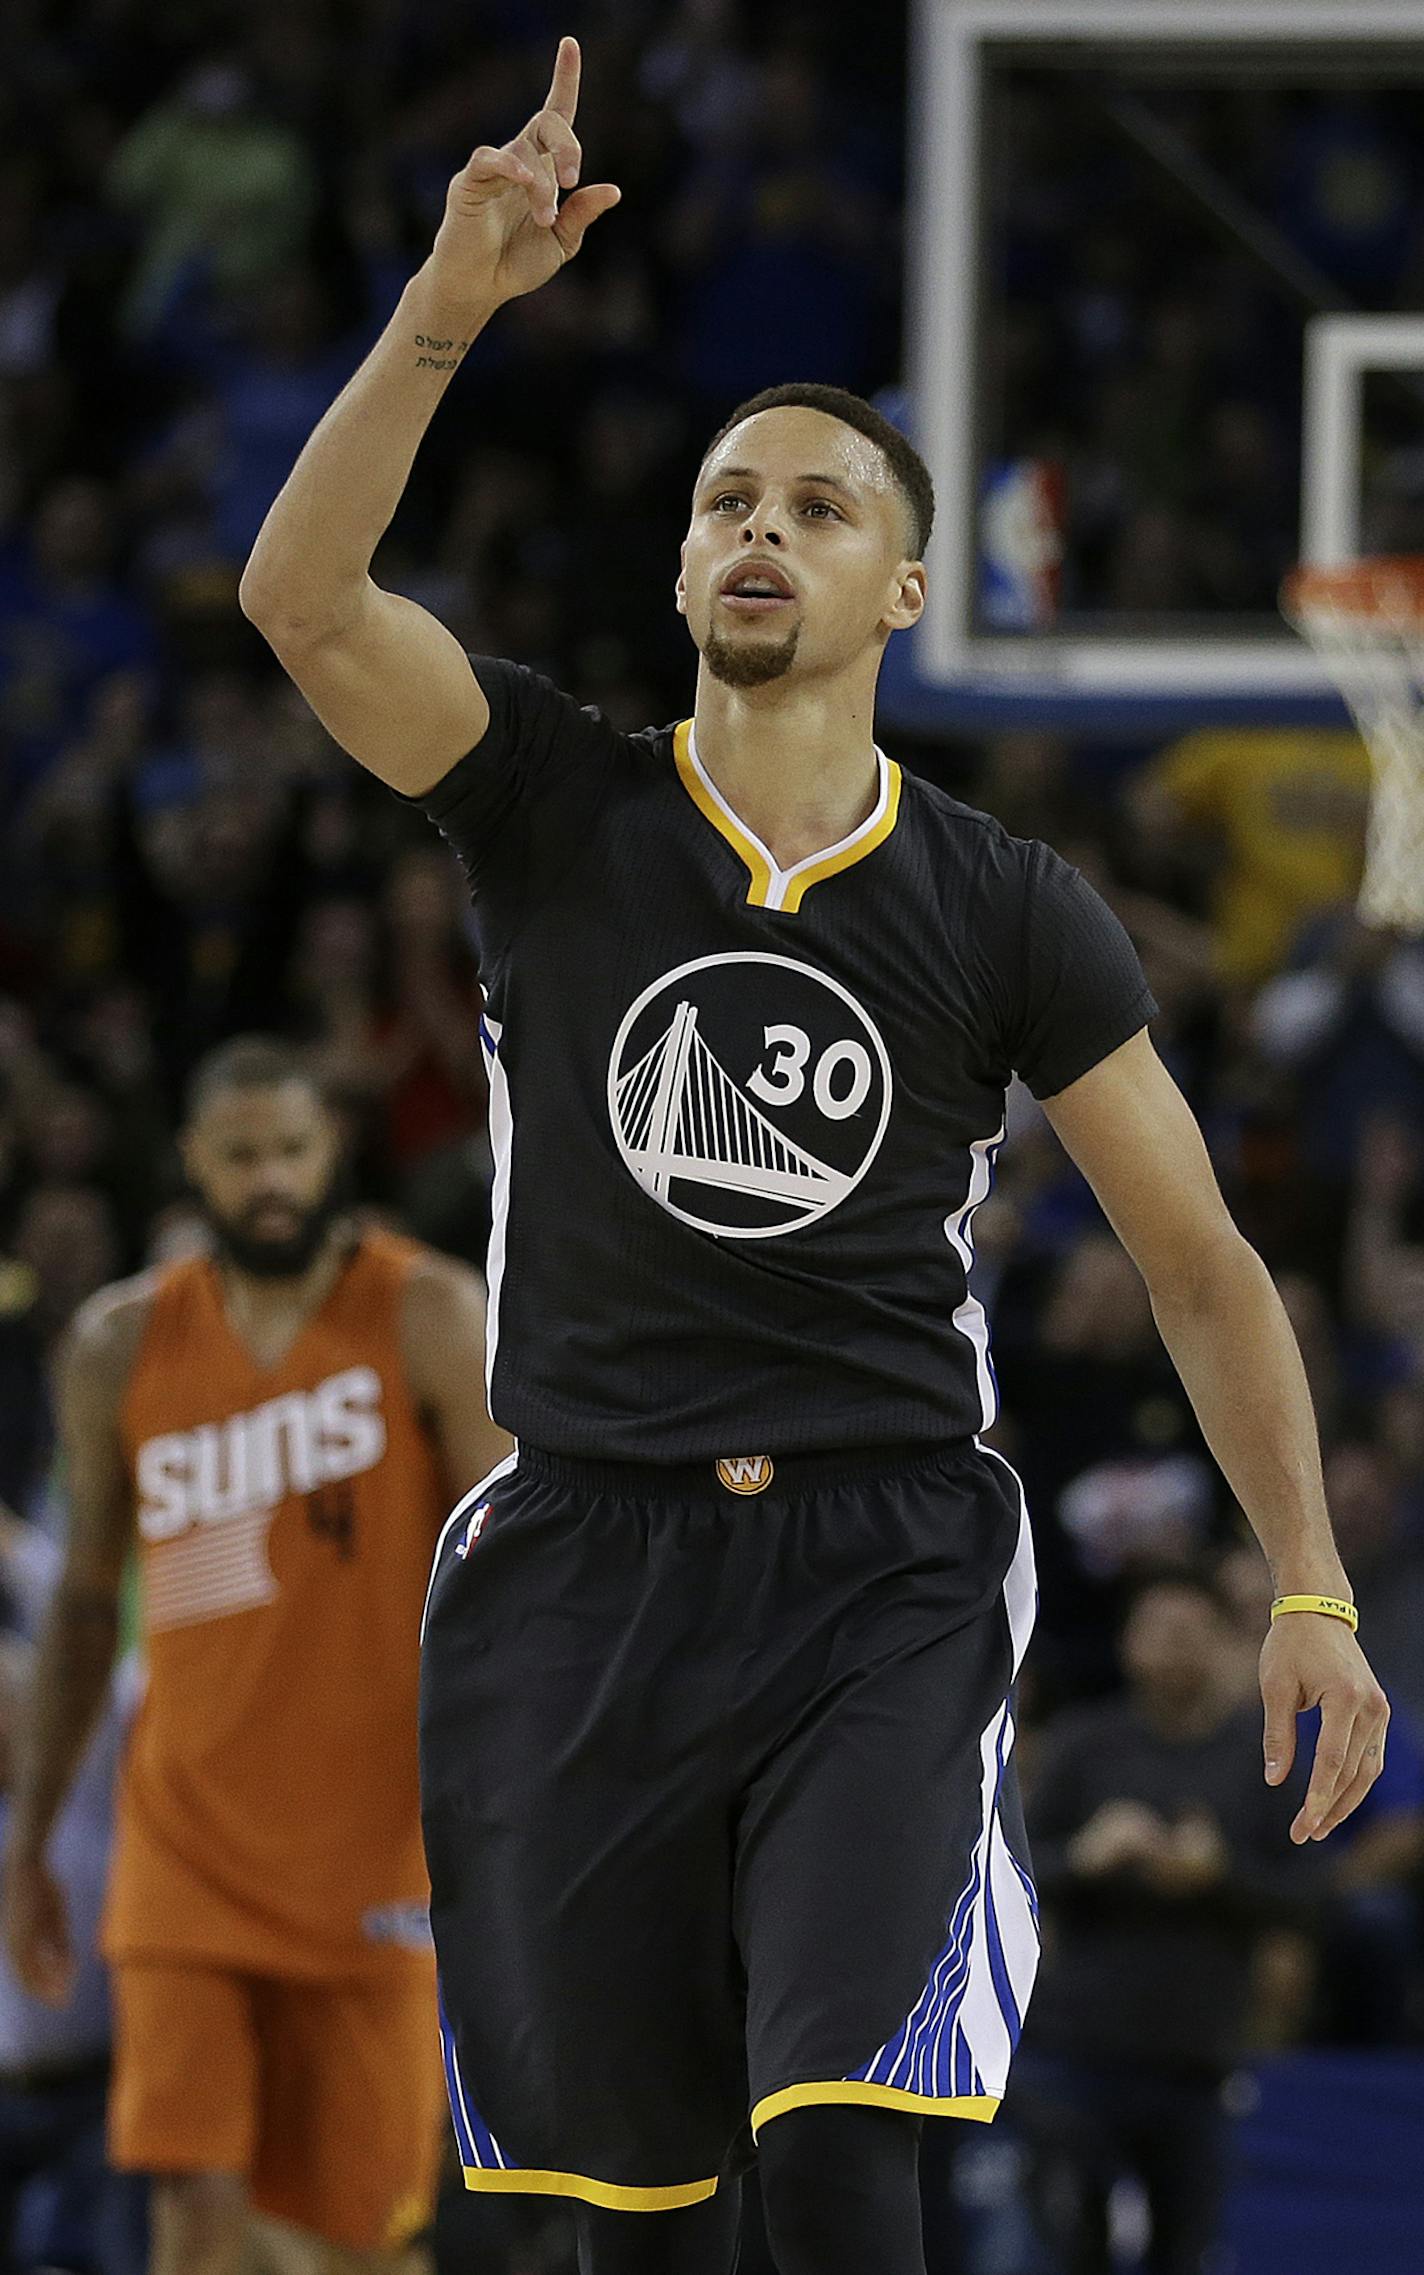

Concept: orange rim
[[1284, 556, 1424, 627]]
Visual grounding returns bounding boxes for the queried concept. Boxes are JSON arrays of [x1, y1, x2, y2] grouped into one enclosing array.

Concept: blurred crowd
[[1, 3, 1423, 2272]]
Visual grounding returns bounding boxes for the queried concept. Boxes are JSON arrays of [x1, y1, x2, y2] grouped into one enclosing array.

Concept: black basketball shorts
[[419, 1439, 1039, 2215]]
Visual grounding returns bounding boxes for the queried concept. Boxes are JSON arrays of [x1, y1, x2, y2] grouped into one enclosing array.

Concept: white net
[[1283, 560, 1424, 934]]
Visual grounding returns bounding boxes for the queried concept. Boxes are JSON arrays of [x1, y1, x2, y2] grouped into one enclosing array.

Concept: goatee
[[702, 621, 801, 688]]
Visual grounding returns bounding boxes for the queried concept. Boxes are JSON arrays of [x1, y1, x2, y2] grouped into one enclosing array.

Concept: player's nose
[[740, 518, 785, 547]]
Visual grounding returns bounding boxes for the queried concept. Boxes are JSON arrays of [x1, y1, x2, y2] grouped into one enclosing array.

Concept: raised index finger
[[546, 35, 581, 124]]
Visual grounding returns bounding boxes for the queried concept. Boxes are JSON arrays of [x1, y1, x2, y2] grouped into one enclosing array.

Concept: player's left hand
[[1260, 1614, 1390, 1843], [2, 1849, 75, 2008]]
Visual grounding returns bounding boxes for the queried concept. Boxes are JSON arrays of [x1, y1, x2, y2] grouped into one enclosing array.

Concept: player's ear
[[881, 562, 926, 635], [675, 542, 688, 617]]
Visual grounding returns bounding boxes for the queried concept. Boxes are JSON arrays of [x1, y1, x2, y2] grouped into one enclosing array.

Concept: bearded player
[[3, 1037, 509, 2275], [237, 39, 1388, 2275]]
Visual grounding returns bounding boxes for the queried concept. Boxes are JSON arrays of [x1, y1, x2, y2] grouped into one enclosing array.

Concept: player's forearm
[[9, 1581, 119, 1861], [1149, 1237, 1349, 1598], [239, 262, 501, 641]]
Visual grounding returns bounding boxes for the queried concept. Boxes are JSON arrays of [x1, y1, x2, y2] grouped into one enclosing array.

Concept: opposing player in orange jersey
[[2, 1035, 510, 2275]]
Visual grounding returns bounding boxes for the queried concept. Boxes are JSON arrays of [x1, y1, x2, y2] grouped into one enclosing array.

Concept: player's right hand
[[3, 1850, 75, 2008], [429, 35, 620, 313]]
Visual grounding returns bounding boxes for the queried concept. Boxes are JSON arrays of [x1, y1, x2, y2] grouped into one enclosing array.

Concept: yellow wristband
[[1270, 1594, 1359, 1632]]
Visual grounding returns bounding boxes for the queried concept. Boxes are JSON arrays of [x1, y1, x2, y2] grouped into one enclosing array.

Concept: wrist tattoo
[[414, 332, 471, 372]]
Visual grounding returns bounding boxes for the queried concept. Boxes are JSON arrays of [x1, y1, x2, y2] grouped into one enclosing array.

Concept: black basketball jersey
[[416, 657, 1156, 1461]]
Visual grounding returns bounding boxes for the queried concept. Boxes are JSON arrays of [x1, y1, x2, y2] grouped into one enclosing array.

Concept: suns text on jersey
[[134, 1366, 388, 1539]]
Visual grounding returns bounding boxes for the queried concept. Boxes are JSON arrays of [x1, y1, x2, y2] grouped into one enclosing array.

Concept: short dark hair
[[700, 383, 935, 560], [185, 1035, 326, 1124]]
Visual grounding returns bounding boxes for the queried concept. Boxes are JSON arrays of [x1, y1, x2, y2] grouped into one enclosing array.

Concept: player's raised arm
[[2, 1285, 147, 2004], [1042, 1029, 1390, 1845], [239, 35, 619, 797]]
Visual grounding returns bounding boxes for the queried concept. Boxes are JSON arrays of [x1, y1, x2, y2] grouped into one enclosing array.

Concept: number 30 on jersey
[[608, 951, 892, 1241]]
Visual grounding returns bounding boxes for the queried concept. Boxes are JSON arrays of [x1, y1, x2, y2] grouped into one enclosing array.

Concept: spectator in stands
[[995, 1230, 1215, 1704], [664, 41, 888, 407], [641, 0, 760, 160], [107, 64, 315, 338], [0, 159, 62, 387], [1011, 1565, 1320, 2275], [0, 479, 157, 810], [14, 672, 154, 997], [1379, 1374, 1424, 1529], [286, 849, 490, 1256], [11, 1185, 119, 1352], [1311, 1710, 1424, 2047], [1129, 724, 1369, 988], [187, 265, 383, 568], [1320, 1437, 1424, 1738], [0, 1261, 47, 1523], [1279, 96, 1416, 301], [556, 389, 696, 695], [367, 848, 492, 1260], [1253, 930, 1424, 1184], [1346, 1113, 1424, 1373]]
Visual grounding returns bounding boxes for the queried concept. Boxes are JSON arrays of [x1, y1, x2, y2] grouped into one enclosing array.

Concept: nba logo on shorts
[[455, 1503, 492, 1557]]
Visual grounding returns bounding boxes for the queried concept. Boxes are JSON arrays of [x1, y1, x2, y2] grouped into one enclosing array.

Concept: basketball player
[[3, 1038, 509, 2275], [237, 39, 1389, 2275]]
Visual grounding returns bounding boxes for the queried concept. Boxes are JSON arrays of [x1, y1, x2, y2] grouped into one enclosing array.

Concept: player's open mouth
[[719, 593, 794, 614], [719, 566, 796, 613]]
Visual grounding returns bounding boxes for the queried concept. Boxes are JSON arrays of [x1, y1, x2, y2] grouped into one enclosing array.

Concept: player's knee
[[150, 2170, 249, 2275], [756, 2105, 924, 2275], [576, 2190, 742, 2275]]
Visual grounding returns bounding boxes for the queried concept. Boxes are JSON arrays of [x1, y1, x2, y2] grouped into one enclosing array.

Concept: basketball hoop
[[1282, 557, 1424, 933]]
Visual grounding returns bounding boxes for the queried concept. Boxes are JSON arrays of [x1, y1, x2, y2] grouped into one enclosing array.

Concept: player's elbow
[[238, 553, 362, 654], [238, 560, 299, 646], [236, 523, 366, 641], [1143, 1217, 1263, 1321], [239, 568, 326, 652]]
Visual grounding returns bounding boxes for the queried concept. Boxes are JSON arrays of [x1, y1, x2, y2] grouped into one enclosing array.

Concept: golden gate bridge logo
[[608, 952, 892, 1239], [616, 999, 850, 1214]]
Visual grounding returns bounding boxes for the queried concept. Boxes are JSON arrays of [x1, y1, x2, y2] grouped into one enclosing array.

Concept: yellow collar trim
[[673, 720, 901, 913]]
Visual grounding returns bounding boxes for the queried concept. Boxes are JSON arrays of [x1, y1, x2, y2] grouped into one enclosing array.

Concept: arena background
[[2, 0, 1424, 2268]]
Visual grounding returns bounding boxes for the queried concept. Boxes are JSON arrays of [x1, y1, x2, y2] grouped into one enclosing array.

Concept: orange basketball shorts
[[109, 1960, 444, 2252]]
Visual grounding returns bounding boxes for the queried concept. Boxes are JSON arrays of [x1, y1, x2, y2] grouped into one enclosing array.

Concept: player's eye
[[710, 494, 746, 514], [804, 500, 841, 520]]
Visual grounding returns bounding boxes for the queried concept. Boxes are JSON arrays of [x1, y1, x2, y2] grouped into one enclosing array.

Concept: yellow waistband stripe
[[751, 2081, 1002, 2138], [462, 2164, 720, 2213]]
